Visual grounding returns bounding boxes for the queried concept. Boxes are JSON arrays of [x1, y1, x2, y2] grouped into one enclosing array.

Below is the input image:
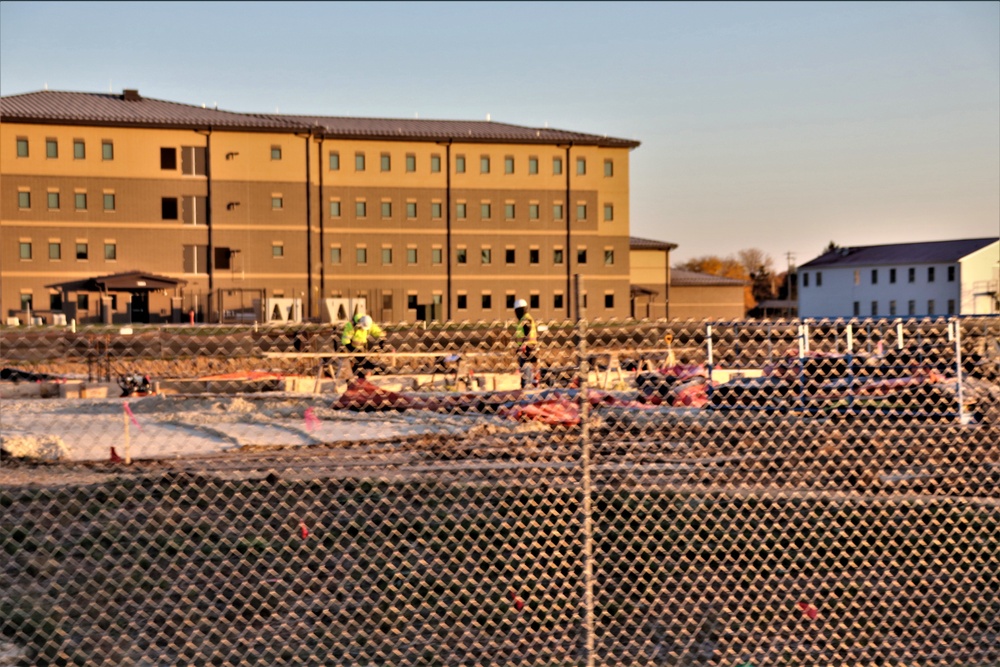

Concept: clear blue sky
[[3, 1, 997, 269]]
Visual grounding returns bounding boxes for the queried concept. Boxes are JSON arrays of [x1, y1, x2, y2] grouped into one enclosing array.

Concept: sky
[[2, 1, 998, 270]]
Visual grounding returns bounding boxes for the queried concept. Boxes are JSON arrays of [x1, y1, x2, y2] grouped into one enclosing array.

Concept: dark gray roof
[[671, 269, 747, 287], [630, 236, 679, 251], [800, 238, 998, 269], [1, 90, 640, 147]]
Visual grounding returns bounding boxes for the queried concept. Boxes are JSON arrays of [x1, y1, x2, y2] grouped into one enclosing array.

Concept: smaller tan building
[[629, 236, 747, 320]]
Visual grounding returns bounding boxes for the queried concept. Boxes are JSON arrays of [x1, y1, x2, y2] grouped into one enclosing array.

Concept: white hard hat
[[513, 299, 528, 310], [358, 315, 373, 329]]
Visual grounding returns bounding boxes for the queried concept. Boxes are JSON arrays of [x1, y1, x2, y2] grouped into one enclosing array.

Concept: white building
[[797, 238, 999, 318]]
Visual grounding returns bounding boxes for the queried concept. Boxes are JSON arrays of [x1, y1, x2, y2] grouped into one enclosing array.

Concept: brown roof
[[46, 271, 186, 292], [1, 90, 640, 147], [630, 236, 679, 251], [671, 269, 747, 287]]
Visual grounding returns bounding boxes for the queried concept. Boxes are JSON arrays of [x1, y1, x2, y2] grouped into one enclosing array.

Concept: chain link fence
[[2, 313, 999, 666]]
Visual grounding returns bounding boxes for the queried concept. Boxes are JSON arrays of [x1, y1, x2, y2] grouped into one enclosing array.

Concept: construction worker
[[341, 313, 385, 378], [513, 298, 539, 389]]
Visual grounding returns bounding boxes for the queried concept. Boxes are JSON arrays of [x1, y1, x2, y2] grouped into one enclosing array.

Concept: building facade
[[797, 239, 1000, 318], [1, 90, 639, 324]]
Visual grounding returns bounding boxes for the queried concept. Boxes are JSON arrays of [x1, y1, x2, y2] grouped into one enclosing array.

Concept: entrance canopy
[[46, 271, 187, 293]]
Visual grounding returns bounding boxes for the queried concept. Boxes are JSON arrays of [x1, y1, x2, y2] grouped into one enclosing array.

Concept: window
[[430, 155, 441, 173], [181, 146, 207, 175], [457, 294, 467, 310], [604, 159, 613, 177], [506, 294, 516, 308], [19, 242, 32, 260], [46, 138, 58, 158], [927, 300, 935, 315], [871, 269, 878, 285], [529, 204, 539, 220], [529, 249, 540, 264], [161, 147, 177, 170], [432, 248, 443, 265], [74, 139, 85, 160], [355, 153, 366, 171], [356, 201, 367, 217], [504, 156, 514, 174], [480, 156, 490, 173], [481, 248, 492, 265], [47, 192, 60, 210], [481, 203, 491, 219], [330, 201, 341, 217], [382, 248, 393, 265], [272, 197, 283, 210], [20, 294, 33, 311], [889, 300, 897, 316], [16, 137, 28, 157], [75, 193, 87, 210], [853, 301, 860, 317], [456, 155, 466, 173], [162, 198, 179, 220], [908, 300, 916, 316], [554, 294, 564, 309], [76, 243, 88, 260], [889, 268, 896, 284], [272, 244, 284, 258], [553, 204, 564, 220], [381, 201, 393, 218], [604, 249, 615, 266], [928, 267, 935, 282], [77, 294, 89, 310], [382, 294, 393, 311], [183, 244, 208, 272], [356, 247, 368, 264], [49, 293, 62, 310], [407, 295, 418, 309], [103, 194, 116, 211], [948, 266, 956, 282], [816, 272, 823, 287], [577, 204, 587, 221], [104, 243, 117, 260], [854, 270, 860, 286], [406, 202, 417, 218], [577, 248, 588, 264], [604, 204, 613, 221], [605, 293, 615, 308], [405, 154, 416, 172], [802, 272, 809, 288], [530, 295, 540, 309], [457, 203, 467, 219], [330, 247, 342, 264], [553, 157, 563, 175], [102, 141, 114, 160], [908, 267, 915, 283], [18, 192, 30, 209], [505, 248, 516, 264], [381, 153, 391, 171], [50, 242, 63, 259], [482, 294, 492, 309], [407, 248, 418, 264], [576, 157, 586, 175], [329, 152, 340, 170], [505, 204, 515, 219], [457, 248, 467, 264], [553, 249, 564, 265], [948, 299, 956, 314], [528, 157, 538, 174], [871, 301, 878, 316], [271, 146, 282, 160], [431, 202, 442, 218], [216, 248, 232, 270]]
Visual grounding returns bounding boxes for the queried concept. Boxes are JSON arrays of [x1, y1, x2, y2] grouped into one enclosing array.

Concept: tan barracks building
[[1, 89, 640, 325]]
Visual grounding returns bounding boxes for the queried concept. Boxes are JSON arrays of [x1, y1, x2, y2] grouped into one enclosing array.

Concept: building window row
[[336, 149, 614, 178], [844, 266, 957, 287], [16, 137, 114, 160], [18, 240, 116, 262], [16, 188, 116, 211], [854, 299, 956, 317], [328, 244, 603, 267], [329, 198, 609, 224]]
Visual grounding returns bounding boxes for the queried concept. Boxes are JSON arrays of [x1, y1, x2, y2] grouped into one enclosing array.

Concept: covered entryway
[[46, 271, 187, 324]]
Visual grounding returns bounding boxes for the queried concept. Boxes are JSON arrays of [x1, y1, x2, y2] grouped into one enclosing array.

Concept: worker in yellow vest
[[513, 298, 539, 389], [341, 313, 385, 378]]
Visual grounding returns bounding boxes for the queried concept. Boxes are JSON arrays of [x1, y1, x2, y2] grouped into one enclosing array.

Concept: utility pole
[[786, 252, 796, 318]]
